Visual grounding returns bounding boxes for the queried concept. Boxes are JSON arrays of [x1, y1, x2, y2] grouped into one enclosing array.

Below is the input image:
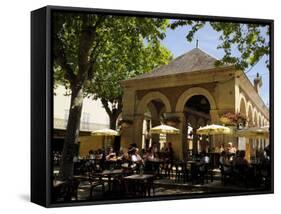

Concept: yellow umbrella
[[91, 128, 119, 136], [150, 124, 180, 134], [197, 124, 232, 135], [91, 129, 119, 149], [236, 126, 269, 138], [197, 124, 233, 152]]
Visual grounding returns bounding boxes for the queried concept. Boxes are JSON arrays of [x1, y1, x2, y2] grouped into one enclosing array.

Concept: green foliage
[[53, 12, 172, 118], [170, 20, 270, 71]]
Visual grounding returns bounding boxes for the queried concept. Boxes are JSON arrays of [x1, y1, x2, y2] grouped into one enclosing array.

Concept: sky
[[160, 21, 270, 106]]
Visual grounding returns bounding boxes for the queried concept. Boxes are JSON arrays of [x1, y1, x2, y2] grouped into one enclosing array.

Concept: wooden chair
[[219, 163, 232, 185], [88, 173, 105, 198]]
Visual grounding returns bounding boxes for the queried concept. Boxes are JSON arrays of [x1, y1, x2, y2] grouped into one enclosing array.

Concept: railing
[[53, 118, 108, 131]]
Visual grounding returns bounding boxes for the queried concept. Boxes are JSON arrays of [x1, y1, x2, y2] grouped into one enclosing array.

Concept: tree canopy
[[170, 20, 270, 71], [83, 25, 172, 129], [53, 13, 171, 90]]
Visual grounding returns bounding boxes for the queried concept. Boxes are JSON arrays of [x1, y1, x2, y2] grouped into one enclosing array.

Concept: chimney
[[253, 73, 262, 94]]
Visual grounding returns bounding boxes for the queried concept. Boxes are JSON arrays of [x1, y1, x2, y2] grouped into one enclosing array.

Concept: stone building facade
[[120, 48, 269, 159]]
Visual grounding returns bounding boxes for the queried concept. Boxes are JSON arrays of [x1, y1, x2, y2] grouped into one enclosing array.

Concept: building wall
[[78, 135, 116, 157], [214, 77, 236, 115], [53, 85, 109, 131]]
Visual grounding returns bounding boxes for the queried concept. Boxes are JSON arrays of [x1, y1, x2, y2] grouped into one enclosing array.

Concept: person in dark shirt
[[166, 142, 174, 161]]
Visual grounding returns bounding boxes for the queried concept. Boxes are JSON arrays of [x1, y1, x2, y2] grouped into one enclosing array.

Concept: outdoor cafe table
[[93, 169, 124, 192], [145, 159, 164, 177], [124, 174, 155, 197]]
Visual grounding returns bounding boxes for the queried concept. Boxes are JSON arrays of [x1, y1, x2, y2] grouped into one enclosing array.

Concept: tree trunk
[[109, 113, 118, 130], [59, 85, 84, 179]]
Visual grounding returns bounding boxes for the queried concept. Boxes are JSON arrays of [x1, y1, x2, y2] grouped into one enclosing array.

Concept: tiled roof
[[126, 48, 230, 81]]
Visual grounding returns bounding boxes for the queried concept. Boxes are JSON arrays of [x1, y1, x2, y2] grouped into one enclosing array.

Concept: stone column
[[192, 128, 199, 154], [166, 112, 186, 160], [133, 114, 144, 149], [120, 120, 134, 150], [209, 109, 220, 151], [120, 89, 136, 149], [210, 109, 219, 123], [151, 118, 160, 146]]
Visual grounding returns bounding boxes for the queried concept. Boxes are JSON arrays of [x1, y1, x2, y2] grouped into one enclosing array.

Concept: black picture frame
[[31, 5, 274, 208]]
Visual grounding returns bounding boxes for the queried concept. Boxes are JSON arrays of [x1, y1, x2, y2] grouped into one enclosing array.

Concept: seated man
[[198, 151, 210, 184], [131, 148, 144, 164], [199, 151, 210, 172]]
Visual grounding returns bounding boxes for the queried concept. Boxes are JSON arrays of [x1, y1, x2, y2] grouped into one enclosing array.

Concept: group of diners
[[218, 143, 271, 187], [76, 143, 215, 185], [80, 142, 174, 170], [54, 140, 271, 189], [74, 142, 174, 176]]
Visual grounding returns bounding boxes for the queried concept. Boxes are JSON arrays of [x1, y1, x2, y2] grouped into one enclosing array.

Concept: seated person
[[87, 150, 95, 160], [131, 148, 144, 164], [105, 147, 116, 161], [119, 148, 130, 161], [260, 146, 271, 183], [127, 148, 143, 170], [219, 151, 232, 173], [199, 151, 210, 172], [233, 150, 250, 173], [227, 142, 237, 155], [143, 147, 155, 161], [166, 142, 174, 161], [95, 149, 104, 160]]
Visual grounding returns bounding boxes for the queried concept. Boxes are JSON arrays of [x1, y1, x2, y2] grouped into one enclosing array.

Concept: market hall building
[[120, 48, 269, 160]]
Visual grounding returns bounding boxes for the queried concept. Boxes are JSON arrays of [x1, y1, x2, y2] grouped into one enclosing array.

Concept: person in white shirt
[[227, 142, 237, 154], [131, 148, 143, 164], [199, 151, 210, 172]]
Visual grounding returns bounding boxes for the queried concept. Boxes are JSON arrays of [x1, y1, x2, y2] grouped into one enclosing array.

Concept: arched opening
[[258, 114, 261, 127], [134, 92, 171, 150], [240, 97, 247, 116], [248, 105, 253, 127], [254, 111, 258, 127], [184, 95, 211, 155], [175, 87, 216, 112], [141, 100, 167, 150]]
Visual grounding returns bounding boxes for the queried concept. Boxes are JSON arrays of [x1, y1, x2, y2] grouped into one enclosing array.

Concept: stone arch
[[146, 103, 159, 121], [175, 87, 217, 112], [247, 102, 253, 126], [253, 108, 258, 126], [137, 91, 172, 114], [260, 114, 263, 126], [258, 113, 262, 127], [239, 93, 247, 116], [262, 117, 266, 127]]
